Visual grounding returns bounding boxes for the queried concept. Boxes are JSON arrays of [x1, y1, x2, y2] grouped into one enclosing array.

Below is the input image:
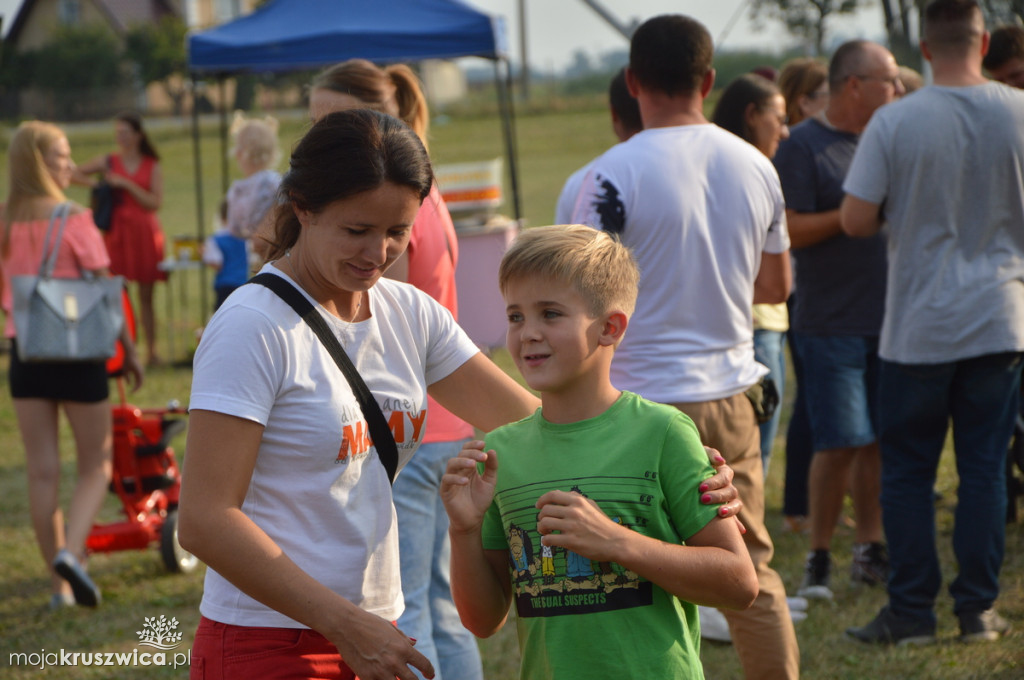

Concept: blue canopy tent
[[185, 0, 521, 313], [188, 0, 509, 70]]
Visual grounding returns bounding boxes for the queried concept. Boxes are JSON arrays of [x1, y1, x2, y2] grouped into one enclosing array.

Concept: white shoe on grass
[[698, 605, 732, 643]]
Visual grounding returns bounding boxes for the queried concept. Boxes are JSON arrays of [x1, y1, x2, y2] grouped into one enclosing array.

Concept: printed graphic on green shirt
[[499, 479, 658, 617]]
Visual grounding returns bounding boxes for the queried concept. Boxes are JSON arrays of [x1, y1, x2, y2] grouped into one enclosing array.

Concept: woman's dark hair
[[712, 74, 781, 144], [984, 25, 1024, 73], [265, 109, 433, 260], [115, 111, 159, 160], [608, 68, 642, 136]]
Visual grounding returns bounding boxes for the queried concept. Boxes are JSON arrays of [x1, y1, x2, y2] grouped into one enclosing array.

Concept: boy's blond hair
[[499, 224, 639, 318]]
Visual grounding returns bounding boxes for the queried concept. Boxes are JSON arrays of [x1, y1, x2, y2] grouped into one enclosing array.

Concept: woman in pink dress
[[77, 112, 166, 366]]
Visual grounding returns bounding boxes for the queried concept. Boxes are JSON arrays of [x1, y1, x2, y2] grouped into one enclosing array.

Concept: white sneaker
[[787, 596, 809, 612], [698, 605, 732, 643]]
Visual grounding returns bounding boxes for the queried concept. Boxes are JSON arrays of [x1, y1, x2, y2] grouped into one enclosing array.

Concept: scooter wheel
[[161, 510, 199, 574]]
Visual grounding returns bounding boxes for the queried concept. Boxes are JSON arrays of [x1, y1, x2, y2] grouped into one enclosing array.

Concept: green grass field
[[0, 105, 1022, 678]]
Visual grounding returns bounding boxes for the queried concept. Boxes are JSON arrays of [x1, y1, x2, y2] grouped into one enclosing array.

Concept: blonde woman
[[2, 121, 142, 609], [204, 113, 282, 308], [226, 112, 281, 240], [778, 58, 829, 128]]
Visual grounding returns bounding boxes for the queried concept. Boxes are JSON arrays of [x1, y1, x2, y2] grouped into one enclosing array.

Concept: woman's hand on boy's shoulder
[[700, 447, 745, 532]]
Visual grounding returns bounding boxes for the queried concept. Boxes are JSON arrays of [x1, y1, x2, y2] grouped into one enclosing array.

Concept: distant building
[[3, 0, 254, 119]]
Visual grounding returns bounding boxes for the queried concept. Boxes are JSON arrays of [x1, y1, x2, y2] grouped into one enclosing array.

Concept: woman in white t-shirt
[[178, 109, 743, 680], [179, 109, 535, 680]]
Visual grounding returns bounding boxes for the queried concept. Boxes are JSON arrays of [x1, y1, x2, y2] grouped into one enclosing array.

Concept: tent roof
[[187, 0, 507, 74]]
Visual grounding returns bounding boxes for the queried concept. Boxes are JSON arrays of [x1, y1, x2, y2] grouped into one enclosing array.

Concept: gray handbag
[[11, 202, 125, 362]]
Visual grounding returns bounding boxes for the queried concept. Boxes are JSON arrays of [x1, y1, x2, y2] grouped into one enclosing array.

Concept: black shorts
[[8, 339, 110, 403]]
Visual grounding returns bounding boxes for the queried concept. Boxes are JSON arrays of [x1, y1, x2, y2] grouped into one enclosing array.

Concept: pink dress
[[407, 186, 474, 443], [104, 154, 166, 283]]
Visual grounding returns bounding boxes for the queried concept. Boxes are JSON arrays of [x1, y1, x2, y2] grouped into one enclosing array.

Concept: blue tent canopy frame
[[185, 0, 521, 315], [188, 0, 509, 71]]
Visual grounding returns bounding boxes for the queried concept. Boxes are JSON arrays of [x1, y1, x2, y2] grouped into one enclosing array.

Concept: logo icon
[[136, 615, 183, 650]]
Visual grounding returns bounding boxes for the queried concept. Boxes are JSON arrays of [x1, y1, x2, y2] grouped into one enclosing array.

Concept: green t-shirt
[[481, 391, 720, 680]]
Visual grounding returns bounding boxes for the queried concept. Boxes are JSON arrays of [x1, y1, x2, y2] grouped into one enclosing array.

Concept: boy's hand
[[700, 446, 746, 534], [440, 440, 498, 534], [535, 490, 628, 562]]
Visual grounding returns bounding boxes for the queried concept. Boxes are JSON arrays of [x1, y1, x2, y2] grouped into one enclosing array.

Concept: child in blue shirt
[[203, 200, 251, 310]]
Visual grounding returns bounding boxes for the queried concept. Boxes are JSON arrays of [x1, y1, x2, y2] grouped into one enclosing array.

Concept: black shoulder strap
[[250, 273, 398, 484]]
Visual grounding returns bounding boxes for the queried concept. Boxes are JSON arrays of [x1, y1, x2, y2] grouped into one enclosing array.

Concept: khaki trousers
[[671, 392, 800, 680]]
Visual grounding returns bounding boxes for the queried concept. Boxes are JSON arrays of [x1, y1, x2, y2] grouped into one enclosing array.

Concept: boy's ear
[[599, 310, 629, 347]]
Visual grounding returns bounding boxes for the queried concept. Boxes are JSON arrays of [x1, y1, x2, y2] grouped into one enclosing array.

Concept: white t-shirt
[[554, 160, 594, 225], [190, 265, 479, 628], [843, 83, 1024, 363], [571, 125, 789, 403]]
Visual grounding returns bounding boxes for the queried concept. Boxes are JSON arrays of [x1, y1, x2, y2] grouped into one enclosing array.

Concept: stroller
[[84, 289, 197, 572]]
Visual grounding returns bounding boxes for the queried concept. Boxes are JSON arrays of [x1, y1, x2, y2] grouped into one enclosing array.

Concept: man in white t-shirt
[[571, 15, 796, 680], [842, 0, 1024, 646]]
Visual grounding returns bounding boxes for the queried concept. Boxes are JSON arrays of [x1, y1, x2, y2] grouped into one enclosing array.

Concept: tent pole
[[219, 79, 230, 197], [190, 73, 209, 327], [494, 58, 522, 223]]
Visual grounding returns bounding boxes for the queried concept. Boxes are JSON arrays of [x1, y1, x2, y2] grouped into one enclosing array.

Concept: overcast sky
[[464, 0, 888, 69], [0, 0, 891, 70]]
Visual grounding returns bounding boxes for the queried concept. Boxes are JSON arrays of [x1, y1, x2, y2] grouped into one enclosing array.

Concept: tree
[[750, 0, 865, 56], [879, 0, 1024, 71], [565, 49, 595, 79], [879, 0, 922, 68], [123, 16, 188, 115], [981, 0, 1024, 24], [14, 24, 124, 118]]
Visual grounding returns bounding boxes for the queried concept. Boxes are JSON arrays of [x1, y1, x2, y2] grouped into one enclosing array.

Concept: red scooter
[[85, 379, 196, 573], [84, 288, 197, 572]]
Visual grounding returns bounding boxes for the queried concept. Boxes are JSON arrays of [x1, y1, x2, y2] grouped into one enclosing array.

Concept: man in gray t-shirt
[[841, 0, 1024, 646]]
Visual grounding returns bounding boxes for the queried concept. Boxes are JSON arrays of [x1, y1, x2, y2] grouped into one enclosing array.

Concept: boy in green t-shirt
[[441, 225, 758, 679]]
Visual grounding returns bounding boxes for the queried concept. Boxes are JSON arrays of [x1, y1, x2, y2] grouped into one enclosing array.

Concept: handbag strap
[[250, 272, 399, 484], [39, 202, 71, 279]]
